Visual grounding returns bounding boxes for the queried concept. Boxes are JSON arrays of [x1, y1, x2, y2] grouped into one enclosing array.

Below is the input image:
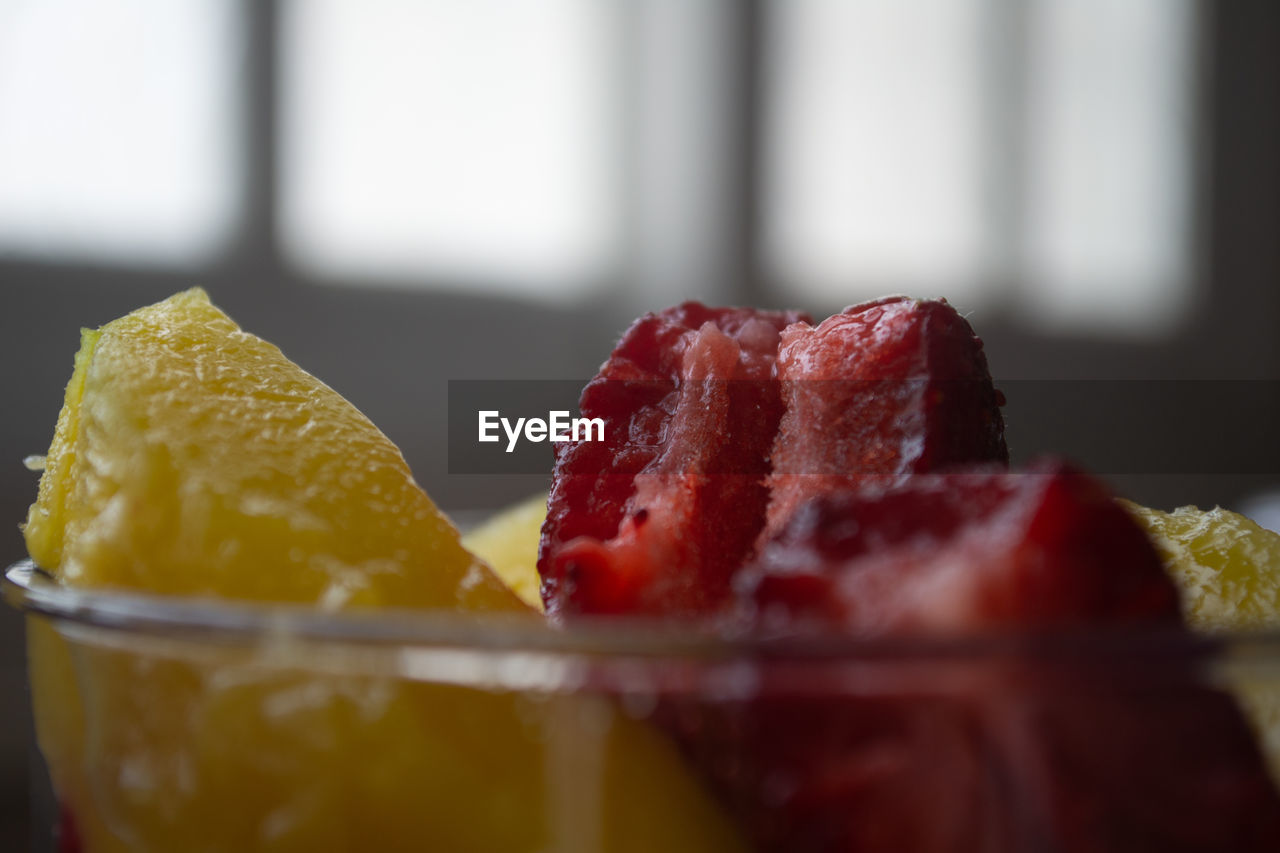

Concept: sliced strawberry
[[762, 296, 1008, 542], [538, 302, 808, 617], [539, 297, 1008, 618], [689, 462, 1280, 851], [540, 294, 1277, 848], [746, 461, 1178, 632]]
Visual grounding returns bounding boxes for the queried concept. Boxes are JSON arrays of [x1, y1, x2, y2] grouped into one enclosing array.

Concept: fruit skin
[[24, 290, 746, 853], [539, 302, 808, 618], [762, 296, 1008, 542], [678, 462, 1280, 851]]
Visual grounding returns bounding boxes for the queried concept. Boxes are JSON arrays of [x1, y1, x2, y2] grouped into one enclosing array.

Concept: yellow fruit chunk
[[24, 288, 517, 610], [1123, 501, 1280, 631], [462, 493, 548, 610], [1124, 500, 1280, 786], [23, 290, 744, 853]]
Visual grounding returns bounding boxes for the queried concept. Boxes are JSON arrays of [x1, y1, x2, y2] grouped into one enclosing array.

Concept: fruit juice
[[14, 290, 1280, 850]]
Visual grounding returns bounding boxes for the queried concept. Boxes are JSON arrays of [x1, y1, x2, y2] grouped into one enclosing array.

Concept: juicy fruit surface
[[538, 297, 1008, 619], [25, 290, 744, 853], [762, 296, 1008, 540], [746, 462, 1179, 633], [539, 302, 807, 617], [696, 464, 1280, 851], [461, 493, 548, 610], [1124, 501, 1280, 631], [25, 288, 516, 610]]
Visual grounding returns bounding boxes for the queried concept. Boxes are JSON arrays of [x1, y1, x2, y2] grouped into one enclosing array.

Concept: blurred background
[[0, 0, 1277, 846]]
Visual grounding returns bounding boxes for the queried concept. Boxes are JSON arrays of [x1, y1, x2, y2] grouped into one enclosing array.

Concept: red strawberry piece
[[684, 462, 1280, 851], [746, 461, 1178, 633], [538, 302, 808, 617], [762, 296, 1008, 543]]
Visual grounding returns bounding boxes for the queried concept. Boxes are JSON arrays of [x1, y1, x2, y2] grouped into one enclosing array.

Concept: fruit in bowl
[[14, 289, 1280, 851], [19, 290, 743, 852], [536, 296, 1280, 850]]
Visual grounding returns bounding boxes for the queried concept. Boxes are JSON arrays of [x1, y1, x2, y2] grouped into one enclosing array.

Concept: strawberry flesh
[[539, 297, 1009, 618], [762, 295, 1008, 541], [538, 302, 807, 617], [746, 462, 1178, 633]]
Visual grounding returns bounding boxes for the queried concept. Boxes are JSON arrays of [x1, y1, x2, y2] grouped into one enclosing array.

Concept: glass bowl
[[8, 557, 1280, 852]]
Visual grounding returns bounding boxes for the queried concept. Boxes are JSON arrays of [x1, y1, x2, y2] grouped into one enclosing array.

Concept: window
[[1021, 0, 1196, 331], [0, 0, 1200, 333], [764, 0, 1197, 331], [0, 0, 240, 266], [765, 0, 988, 305], [279, 0, 619, 298]]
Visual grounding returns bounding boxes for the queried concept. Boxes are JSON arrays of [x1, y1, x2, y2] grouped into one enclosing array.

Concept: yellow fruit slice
[[462, 493, 548, 610], [24, 287, 517, 610], [1124, 500, 1280, 785], [1122, 501, 1280, 632], [23, 290, 744, 853]]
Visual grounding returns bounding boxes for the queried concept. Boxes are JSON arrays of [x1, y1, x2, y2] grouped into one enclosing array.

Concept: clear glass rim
[[10, 558, 1280, 663]]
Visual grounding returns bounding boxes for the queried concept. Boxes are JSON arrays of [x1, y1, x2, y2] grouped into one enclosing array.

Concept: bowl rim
[[11, 558, 1280, 663]]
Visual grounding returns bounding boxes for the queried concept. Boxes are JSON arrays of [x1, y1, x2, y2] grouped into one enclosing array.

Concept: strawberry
[[540, 295, 1280, 849], [745, 462, 1178, 633], [538, 302, 808, 617], [538, 297, 1008, 619], [762, 296, 1008, 542], [689, 462, 1280, 851]]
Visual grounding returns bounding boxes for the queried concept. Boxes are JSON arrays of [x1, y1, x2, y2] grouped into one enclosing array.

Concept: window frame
[[1, 0, 1276, 486]]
